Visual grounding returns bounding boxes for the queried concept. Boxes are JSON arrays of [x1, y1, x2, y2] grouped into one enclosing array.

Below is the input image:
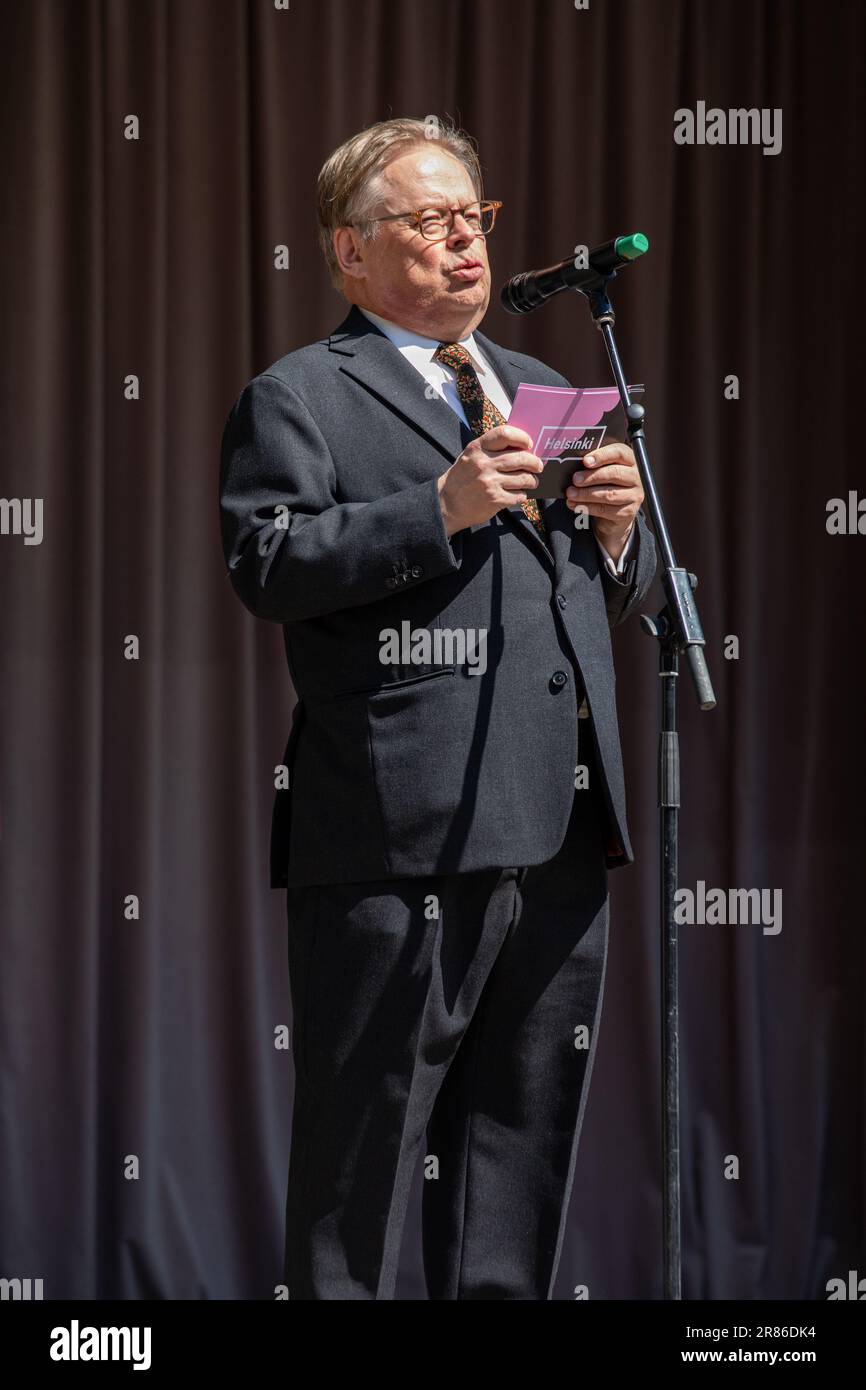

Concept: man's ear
[[333, 226, 366, 282]]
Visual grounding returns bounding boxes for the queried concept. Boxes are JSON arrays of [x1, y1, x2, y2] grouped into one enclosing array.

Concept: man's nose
[[447, 214, 479, 246]]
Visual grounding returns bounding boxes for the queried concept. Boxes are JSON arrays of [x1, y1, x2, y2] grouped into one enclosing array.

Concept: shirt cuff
[[595, 519, 636, 576]]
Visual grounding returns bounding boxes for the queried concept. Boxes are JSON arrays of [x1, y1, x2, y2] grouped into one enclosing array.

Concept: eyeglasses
[[362, 200, 503, 242]]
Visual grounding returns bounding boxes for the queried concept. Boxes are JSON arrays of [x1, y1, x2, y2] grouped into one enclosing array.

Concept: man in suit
[[219, 117, 657, 1300]]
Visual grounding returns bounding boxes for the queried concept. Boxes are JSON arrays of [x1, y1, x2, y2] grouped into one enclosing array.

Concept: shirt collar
[[359, 306, 487, 372]]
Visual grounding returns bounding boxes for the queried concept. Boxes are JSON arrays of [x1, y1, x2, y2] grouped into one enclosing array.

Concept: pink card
[[507, 382, 643, 498]]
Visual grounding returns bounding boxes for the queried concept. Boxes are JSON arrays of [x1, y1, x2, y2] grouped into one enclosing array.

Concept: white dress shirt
[[359, 306, 635, 576]]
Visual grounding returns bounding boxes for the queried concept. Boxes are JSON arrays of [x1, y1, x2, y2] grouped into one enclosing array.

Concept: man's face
[[334, 146, 493, 340]]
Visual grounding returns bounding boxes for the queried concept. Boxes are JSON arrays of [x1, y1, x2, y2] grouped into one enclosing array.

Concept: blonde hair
[[316, 117, 484, 290]]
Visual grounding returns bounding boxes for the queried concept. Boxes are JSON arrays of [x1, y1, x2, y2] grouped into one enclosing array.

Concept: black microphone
[[500, 233, 648, 314]]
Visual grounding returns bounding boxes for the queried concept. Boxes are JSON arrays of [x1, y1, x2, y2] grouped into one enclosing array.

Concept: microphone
[[500, 232, 649, 314]]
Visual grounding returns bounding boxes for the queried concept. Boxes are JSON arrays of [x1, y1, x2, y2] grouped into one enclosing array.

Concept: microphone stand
[[576, 273, 717, 1301]]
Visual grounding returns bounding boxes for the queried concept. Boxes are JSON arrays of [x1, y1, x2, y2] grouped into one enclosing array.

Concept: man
[[219, 117, 657, 1300]]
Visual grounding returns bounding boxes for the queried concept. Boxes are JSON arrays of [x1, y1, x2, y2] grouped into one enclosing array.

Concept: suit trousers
[[283, 730, 610, 1300]]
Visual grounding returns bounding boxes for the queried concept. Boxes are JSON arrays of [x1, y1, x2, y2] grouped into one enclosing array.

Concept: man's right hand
[[437, 425, 544, 537]]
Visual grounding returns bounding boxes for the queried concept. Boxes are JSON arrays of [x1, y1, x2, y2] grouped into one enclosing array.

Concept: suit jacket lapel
[[329, 304, 467, 464], [328, 306, 568, 571]]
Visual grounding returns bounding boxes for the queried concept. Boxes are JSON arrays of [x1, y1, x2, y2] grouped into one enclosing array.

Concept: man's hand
[[438, 425, 543, 537], [565, 442, 644, 564]]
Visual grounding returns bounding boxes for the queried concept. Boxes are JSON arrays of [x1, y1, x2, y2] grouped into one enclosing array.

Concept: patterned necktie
[[433, 341, 548, 541]]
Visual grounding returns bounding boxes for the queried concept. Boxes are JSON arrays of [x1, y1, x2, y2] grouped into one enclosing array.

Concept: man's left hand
[[564, 442, 644, 565]]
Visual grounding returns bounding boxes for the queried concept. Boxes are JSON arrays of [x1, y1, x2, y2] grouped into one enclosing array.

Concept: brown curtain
[[0, 0, 863, 1298]]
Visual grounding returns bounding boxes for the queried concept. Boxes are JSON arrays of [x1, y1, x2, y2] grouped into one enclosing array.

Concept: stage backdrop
[[1, 0, 863, 1299]]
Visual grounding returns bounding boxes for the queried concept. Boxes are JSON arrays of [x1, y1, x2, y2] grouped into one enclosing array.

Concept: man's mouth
[[448, 260, 485, 282]]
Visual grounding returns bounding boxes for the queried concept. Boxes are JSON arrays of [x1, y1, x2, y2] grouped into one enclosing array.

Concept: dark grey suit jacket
[[219, 303, 657, 887]]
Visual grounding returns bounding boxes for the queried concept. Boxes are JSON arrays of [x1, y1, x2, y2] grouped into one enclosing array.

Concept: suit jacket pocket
[[334, 666, 456, 701], [365, 667, 471, 873]]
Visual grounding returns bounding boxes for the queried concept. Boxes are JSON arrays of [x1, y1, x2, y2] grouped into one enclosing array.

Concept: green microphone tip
[[615, 233, 649, 259]]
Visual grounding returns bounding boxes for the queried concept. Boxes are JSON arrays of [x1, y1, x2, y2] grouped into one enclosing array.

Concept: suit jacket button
[[551, 670, 569, 689], [557, 594, 567, 609], [411, 565, 423, 578]]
